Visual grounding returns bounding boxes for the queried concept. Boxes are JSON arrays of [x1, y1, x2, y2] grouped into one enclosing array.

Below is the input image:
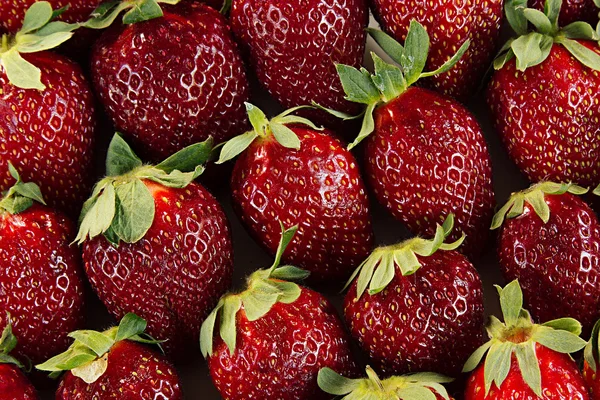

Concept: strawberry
[[76, 134, 232, 358], [463, 280, 589, 399], [584, 320, 600, 399], [529, 0, 599, 25], [0, 164, 85, 365], [217, 103, 373, 284], [488, 0, 600, 187], [343, 216, 485, 378], [328, 23, 494, 257], [492, 182, 600, 335], [38, 313, 182, 399], [229, 0, 368, 123], [200, 225, 357, 399], [0, 322, 38, 400], [0, 2, 96, 216], [368, 0, 502, 99], [88, 0, 250, 161]]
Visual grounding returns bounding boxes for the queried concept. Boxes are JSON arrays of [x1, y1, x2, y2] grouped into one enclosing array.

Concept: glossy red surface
[[0, 364, 38, 400], [584, 359, 600, 399]]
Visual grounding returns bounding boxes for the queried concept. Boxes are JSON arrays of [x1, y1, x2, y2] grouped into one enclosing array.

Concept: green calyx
[[345, 214, 464, 299], [491, 181, 587, 230], [200, 223, 310, 358], [37, 313, 160, 382], [216, 102, 322, 164], [74, 132, 213, 246], [318, 366, 452, 400], [462, 280, 586, 397], [0, 315, 24, 369], [0, 2, 79, 90], [584, 319, 600, 372], [0, 162, 46, 215], [495, 0, 600, 71], [84, 0, 181, 29]]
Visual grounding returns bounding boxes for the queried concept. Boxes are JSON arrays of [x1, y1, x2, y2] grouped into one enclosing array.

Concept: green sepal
[[0, 162, 46, 215], [584, 319, 600, 372], [0, 316, 24, 368], [84, 0, 180, 29]]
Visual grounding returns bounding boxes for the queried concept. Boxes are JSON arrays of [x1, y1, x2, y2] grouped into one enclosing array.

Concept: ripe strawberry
[[0, 323, 38, 400], [229, 0, 368, 123], [343, 216, 485, 378], [38, 313, 182, 399], [488, 0, 600, 187], [368, 0, 502, 99], [217, 104, 373, 284], [330, 23, 494, 257], [0, 2, 96, 215], [89, 0, 250, 160], [201, 225, 357, 399], [492, 182, 600, 335], [463, 280, 589, 399], [0, 164, 85, 365], [77, 134, 232, 358], [529, 0, 598, 25], [584, 320, 600, 399]]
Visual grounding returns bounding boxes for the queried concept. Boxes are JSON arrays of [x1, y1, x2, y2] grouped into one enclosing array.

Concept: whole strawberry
[[0, 164, 85, 365], [584, 320, 600, 398], [489, 0, 600, 187], [217, 104, 373, 284], [38, 313, 182, 399], [88, 0, 250, 160], [463, 280, 589, 399], [201, 225, 357, 399], [329, 23, 494, 257], [0, 2, 96, 215], [529, 0, 598, 25], [0, 323, 38, 400], [77, 134, 232, 358]]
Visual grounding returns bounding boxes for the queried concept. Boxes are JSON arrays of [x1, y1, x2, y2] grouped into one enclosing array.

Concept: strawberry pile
[[1, 0, 600, 398]]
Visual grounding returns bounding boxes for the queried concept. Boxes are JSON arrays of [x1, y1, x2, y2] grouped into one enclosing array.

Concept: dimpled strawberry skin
[[584, 360, 600, 399], [498, 193, 600, 335], [0, 52, 96, 215], [370, 0, 502, 99], [365, 87, 495, 257], [0, 204, 85, 365], [465, 344, 589, 399], [82, 181, 233, 358], [344, 250, 485, 377], [56, 341, 182, 399], [0, 364, 37, 400], [231, 127, 373, 283], [91, 2, 250, 161], [208, 288, 357, 400], [488, 42, 600, 187]]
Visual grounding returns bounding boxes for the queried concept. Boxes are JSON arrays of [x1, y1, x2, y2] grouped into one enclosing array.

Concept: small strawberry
[[0, 322, 38, 400], [529, 0, 599, 25], [217, 103, 373, 284], [76, 134, 233, 358], [328, 22, 495, 257], [584, 319, 600, 398], [0, 164, 85, 365], [0, 2, 96, 215], [492, 182, 600, 335], [38, 313, 182, 399], [88, 0, 250, 160], [488, 0, 600, 187], [201, 225, 357, 399], [463, 280, 589, 399]]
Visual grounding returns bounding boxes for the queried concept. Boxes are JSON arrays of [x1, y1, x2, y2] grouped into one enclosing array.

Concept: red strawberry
[[201, 225, 357, 399], [344, 216, 485, 378], [488, 0, 600, 187], [492, 182, 600, 335], [0, 323, 38, 400], [368, 0, 502, 99], [0, 165, 85, 365], [38, 313, 182, 399], [229, 0, 368, 123], [530, 0, 598, 25], [330, 23, 495, 257], [0, 3, 96, 216], [218, 104, 373, 284], [463, 280, 589, 399], [77, 134, 232, 358], [584, 320, 600, 399], [89, 0, 250, 160]]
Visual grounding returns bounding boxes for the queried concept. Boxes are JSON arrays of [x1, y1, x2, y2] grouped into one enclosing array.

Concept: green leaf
[[112, 180, 155, 243], [420, 40, 470, 78], [524, 189, 550, 223], [532, 327, 586, 353], [545, 0, 561, 30], [115, 313, 147, 342], [347, 103, 376, 150], [497, 280, 523, 326], [355, 254, 381, 299], [542, 317, 582, 334], [558, 38, 600, 71], [106, 133, 143, 176], [270, 281, 302, 304], [122, 0, 163, 24], [270, 123, 301, 150], [138, 166, 203, 188], [269, 266, 310, 281], [84, 2, 131, 29], [156, 138, 213, 173], [16, 32, 75, 53], [68, 331, 114, 357], [394, 247, 421, 276], [311, 101, 362, 121], [75, 184, 116, 244], [367, 28, 405, 66], [0, 49, 44, 90], [463, 341, 493, 372], [0, 319, 18, 359], [318, 367, 361, 395], [494, 48, 516, 70], [371, 53, 405, 102], [403, 20, 430, 85], [505, 0, 528, 36], [200, 300, 224, 358], [522, 8, 552, 34], [240, 281, 281, 321], [561, 22, 600, 40], [245, 102, 269, 136], [267, 223, 298, 275], [511, 33, 553, 71], [368, 252, 395, 295], [36, 21, 80, 36], [515, 342, 542, 397], [220, 296, 242, 355], [484, 341, 513, 394], [397, 385, 438, 400], [336, 64, 381, 105], [36, 343, 97, 372], [19, 1, 54, 35], [585, 320, 600, 372], [216, 131, 258, 164]]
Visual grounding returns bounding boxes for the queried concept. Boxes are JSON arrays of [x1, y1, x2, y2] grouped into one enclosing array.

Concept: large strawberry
[[492, 182, 600, 335], [329, 22, 494, 257], [201, 225, 357, 399], [344, 216, 484, 378], [38, 313, 182, 399], [0, 2, 96, 215], [88, 0, 250, 160], [463, 280, 589, 399], [76, 134, 232, 358], [0, 323, 38, 400], [488, 0, 600, 187], [0, 164, 85, 365], [217, 103, 373, 284]]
